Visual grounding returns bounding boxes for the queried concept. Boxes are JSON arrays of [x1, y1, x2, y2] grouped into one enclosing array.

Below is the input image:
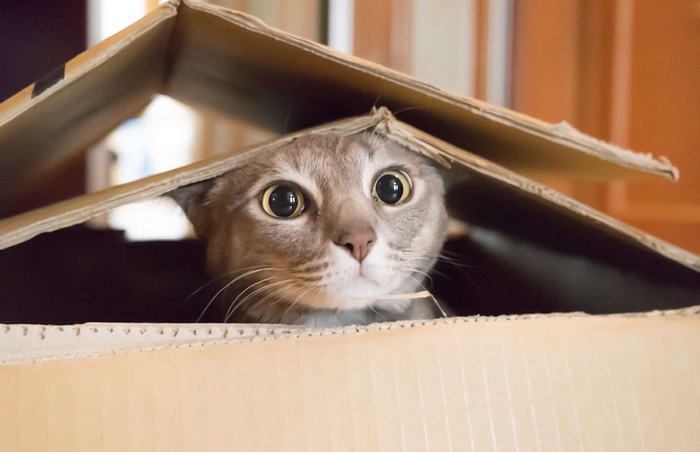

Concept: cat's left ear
[[165, 179, 216, 237]]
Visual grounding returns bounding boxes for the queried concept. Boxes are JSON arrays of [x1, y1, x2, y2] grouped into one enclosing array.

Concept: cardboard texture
[[0, 0, 679, 204], [1, 1, 700, 451], [2, 309, 700, 451]]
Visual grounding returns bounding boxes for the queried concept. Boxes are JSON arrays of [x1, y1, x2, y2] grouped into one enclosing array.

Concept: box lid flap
[[0, 2, 178, 203], [172, 0, 677, 181], [0, 0, 678, 206]]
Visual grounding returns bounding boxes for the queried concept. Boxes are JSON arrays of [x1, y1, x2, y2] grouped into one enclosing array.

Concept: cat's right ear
[[165, 179, 216, 237]]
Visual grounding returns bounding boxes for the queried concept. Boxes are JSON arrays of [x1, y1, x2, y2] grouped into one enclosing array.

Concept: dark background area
[[0, 1, 86, 103]]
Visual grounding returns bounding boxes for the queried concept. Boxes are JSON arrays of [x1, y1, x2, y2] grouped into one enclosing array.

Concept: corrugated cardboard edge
[[185, 0, 678, 181], [0, 2, 177, 128], [0, 112, 384, 250], [2, 305, 698, 366], [1, 108, 699, 273]]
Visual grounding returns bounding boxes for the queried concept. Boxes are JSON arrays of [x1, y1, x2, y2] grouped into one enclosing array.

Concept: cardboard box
[[1, 1, 699, 450]]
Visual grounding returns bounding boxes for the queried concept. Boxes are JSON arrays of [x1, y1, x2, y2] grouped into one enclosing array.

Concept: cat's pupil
[[376, 174, 404, 204], [269, 185, 299, 217]]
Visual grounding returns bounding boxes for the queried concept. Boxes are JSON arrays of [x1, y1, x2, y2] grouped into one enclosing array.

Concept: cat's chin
[[338, 276, 386, 309], [321, 274, 414, 311]]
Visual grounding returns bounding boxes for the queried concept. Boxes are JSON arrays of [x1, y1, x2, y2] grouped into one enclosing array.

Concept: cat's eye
[[373, 170, 412, 205], [261, 184, 306, 218]]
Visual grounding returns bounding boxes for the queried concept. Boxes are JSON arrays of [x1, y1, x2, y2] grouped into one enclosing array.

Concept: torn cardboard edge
[[0, 0, 678, 183], [1, 108, 697, 274], [2, 305, 698, 367]]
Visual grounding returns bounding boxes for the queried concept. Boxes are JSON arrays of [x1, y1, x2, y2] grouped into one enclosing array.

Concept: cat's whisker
[[400, 256, 438, 269], [426, 267, 460, 284], [432, 255, 484, 289], [183, 274, 230, 306], [217, 270, 281, 318], [368, 126, 382, 148], [418, 254, 483, 291], [405, 247, 462, 259], [398, 269, 429, 293], [406, 249, 476, 268], [182, 265, 269, 306], [438, 249, 478, 259], [439, 249, 466, 258], [400, 267, 434, 289], [311, 286, 325, 307], [196, 267, 274, 322], [367, 303, 380, 316], [227, 279, 296, 322], [437, 256, 477, 269], [248, 281, 302, 313], [404, 250, 478, 280], [400, 259, 462, 284], [436, 255, 478, 271], [371, 91, 384, 111], [392, 105, 428, 117], [224, 276, 277, 322], [281, 285, 318, 324], [283, 108, 292, 134], [433, 256, 484, 292], [259, 282, 308, 319]]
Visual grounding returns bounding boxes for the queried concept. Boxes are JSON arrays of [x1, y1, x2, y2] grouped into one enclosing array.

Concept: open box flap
[[0, 0, 678, 206], [1, 308, 699, 450], [1, 109, 698, 277], [174, 0, 677, 181]]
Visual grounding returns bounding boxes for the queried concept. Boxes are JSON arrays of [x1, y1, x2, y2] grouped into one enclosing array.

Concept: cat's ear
[[165, 179, 216, 237]]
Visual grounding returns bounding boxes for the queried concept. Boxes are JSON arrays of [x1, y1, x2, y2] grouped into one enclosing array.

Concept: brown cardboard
[[0, 0, 679, 205], [0, 3, 177, 201], [2, 308, 699, 451], [1, 2, 700, 451]]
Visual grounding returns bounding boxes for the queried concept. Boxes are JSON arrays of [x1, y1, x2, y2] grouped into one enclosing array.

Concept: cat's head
[[168, 132, 447, 323]]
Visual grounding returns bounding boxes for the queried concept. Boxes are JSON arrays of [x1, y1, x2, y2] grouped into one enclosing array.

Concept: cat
[[168, 132, 448, 327]]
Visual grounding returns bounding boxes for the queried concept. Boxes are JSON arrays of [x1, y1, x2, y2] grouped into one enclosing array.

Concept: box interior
[[1, 1, 698, 326], [1, 113, 699, 325]]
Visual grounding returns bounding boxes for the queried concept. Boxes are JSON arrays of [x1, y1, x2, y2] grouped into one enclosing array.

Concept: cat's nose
[[335, 229, 377, 263]]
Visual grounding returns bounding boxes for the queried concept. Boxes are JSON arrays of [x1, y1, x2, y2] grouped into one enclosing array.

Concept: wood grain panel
[[511, 0, 700, 253]]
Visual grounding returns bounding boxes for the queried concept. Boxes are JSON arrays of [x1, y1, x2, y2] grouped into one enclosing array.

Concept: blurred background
[[1, 0, 699, 252]]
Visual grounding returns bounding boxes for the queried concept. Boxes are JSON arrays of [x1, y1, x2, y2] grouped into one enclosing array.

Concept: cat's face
[[170, 133, 447, 323]]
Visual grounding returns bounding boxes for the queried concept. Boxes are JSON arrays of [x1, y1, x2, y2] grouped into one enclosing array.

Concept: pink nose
[[335, 229, 377, 263]]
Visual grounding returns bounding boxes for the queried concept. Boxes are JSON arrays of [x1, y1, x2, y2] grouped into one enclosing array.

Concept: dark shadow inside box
[[1, 218, 698, 325], [0, 226, 210, 324], [432, 172, 700, 315]]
